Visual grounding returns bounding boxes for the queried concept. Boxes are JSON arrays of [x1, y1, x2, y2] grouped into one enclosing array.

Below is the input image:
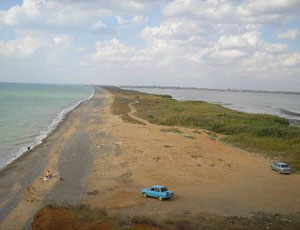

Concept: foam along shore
[[0, 87, 104, 230], [0, 87, 95, 170]]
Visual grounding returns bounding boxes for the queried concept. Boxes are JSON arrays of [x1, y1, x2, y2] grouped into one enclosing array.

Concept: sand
[[1, 86, 300, 229], [86, 90, 300, 217], [0, 87, 107, 230]]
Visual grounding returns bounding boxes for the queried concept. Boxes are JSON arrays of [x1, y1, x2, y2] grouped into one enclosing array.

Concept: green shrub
[[105, 87, 300, 170]]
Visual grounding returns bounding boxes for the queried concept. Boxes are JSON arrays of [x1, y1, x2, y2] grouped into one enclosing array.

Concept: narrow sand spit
[[0, 87, 107, 230], [1, 87, 300, 229], [86, 90, 300, 217]]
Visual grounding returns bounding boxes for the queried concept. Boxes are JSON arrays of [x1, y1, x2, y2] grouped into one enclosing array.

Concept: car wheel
[[143, 193, 147, 198], [159, 197, 163, 201]]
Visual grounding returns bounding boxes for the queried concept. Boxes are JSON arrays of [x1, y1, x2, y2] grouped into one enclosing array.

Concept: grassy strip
[[105, 86, 144, 125], [104, 86, 300, 170]]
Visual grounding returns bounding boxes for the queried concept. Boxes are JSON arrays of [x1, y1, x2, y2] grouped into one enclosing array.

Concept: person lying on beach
[[46, 170, 52, 178], [42, 170, 53, 181]]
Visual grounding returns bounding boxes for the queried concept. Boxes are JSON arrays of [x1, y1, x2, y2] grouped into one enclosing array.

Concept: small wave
[[278, 108, 300, 118], [213, 101, 233, 106], [1, 87, 95, 169], [264, 105, 273, 108], [15, 140, 35, 147], [289, 119, 300, 127]]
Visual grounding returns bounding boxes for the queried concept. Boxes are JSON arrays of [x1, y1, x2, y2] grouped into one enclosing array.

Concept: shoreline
[[123, 85, 300, 96], [1, 86, 300, 229], [123, 87, 300, 127], [0, 87, 104, 229], [0, 86, 95, 172]]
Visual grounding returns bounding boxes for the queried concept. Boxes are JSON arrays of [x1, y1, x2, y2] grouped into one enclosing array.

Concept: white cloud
[[23, 0, 45, 15], [0, 0, 160, 29], [1, 5, 26, 25], [264, 43, 288, 53], [53, 34, 73, 45], [1, 0, 300, 89], [116, 16, 127, 26], [162, 0, 300, 26], [0, 0, 47, 25], [278, 29, 300, 39], [131, 15, 148, 24], [218, 31, 260, 49], [281, 53, 300, 66], [237, 0, 300, 25], [237, 0, 300, 15], [0, 30, 78, 71], [87, 39, 136, 67], [116, 15, 148, 26], [210, 49, 246, 59], [91, 20, 107, 31], [163, 0, 235, 20], [0, 33, 42, 57]]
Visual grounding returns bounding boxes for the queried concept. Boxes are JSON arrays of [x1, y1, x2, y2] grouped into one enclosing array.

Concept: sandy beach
[[0, 87, 107, 229], [1, 86, 300, 229]]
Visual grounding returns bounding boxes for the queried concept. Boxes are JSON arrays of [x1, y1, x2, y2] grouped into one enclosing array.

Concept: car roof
[[277, 162, 288, 165], [152, 185, 166, 188]]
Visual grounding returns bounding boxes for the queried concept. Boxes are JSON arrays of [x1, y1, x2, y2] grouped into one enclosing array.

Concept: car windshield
[[161, 187, 168, 192], [281, 164, 289, 168]]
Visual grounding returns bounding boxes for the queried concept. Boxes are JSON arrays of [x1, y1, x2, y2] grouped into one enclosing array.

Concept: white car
[[271, 162, 292, 174]]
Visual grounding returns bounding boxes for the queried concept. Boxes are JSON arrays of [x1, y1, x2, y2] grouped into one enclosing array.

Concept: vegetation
[[106, 86, 144, 125], [32, 204, 300, 230], [105, 86, 300, 170]]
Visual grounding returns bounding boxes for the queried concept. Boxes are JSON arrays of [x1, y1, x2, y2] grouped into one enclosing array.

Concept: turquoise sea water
[[0, 83, 93, 169]]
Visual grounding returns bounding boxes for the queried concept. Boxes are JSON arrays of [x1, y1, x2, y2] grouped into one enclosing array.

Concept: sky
[[0, 0, 300, 91]]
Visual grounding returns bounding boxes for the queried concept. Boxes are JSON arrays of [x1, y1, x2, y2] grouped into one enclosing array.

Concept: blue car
[[141, 185, 174, 201]]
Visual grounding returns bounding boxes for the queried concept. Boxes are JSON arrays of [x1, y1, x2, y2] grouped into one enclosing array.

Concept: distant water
[[125, 88, 300, 125], [0, 83, 93, 169]]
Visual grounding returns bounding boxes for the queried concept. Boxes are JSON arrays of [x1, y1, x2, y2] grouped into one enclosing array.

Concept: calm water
[[0, 83, 93, 169], [125, 88, 300, 124]]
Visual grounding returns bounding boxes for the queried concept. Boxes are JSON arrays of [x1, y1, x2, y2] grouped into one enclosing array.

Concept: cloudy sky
[[0, 0, 300, 91]]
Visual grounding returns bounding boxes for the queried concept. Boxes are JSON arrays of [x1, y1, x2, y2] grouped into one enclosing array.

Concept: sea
[[124, 87, 300, 126], [0, 83, 93, 169]]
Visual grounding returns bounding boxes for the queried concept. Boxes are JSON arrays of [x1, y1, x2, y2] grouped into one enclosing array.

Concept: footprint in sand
[[11, 181, 21, 195], [153, 157, 161, 161], [24, 185, 40, 203]]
